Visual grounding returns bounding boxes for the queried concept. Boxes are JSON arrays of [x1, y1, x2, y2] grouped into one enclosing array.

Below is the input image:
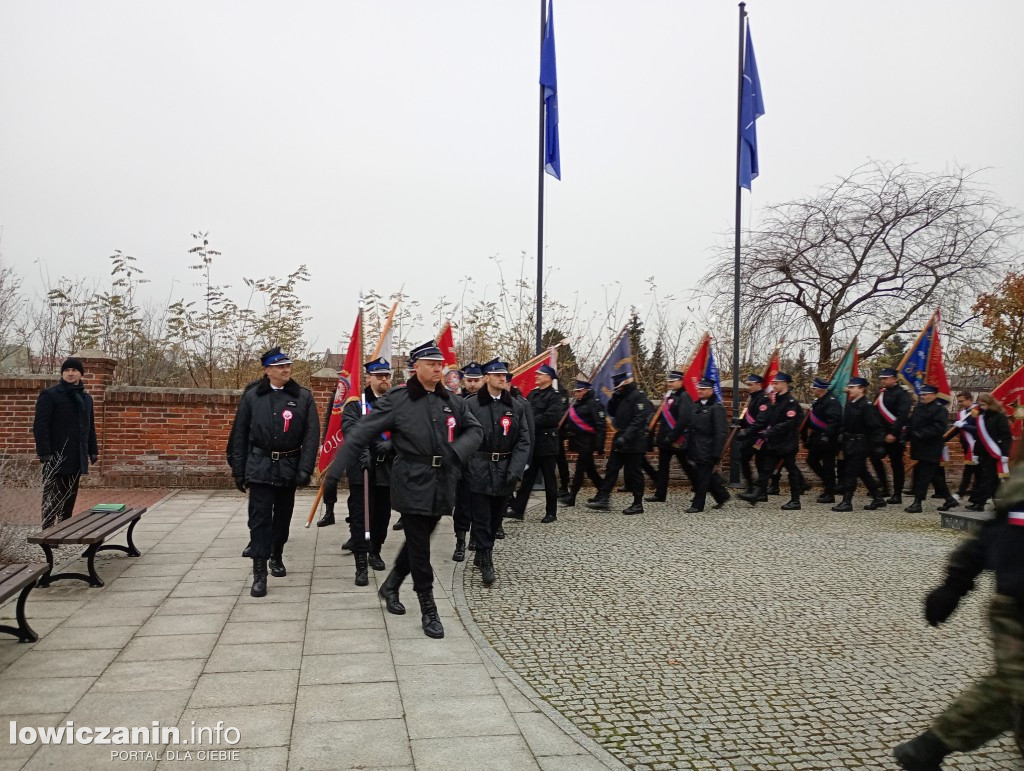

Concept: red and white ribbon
[[976, 413, 1010, 475], [876, 393, 896, 425], [500, 416, 511, 436], [447, 416, 457, 443], [958, 408, 977, 463], [282, 409, 293, 433], [1009, 511, 1024, 527]]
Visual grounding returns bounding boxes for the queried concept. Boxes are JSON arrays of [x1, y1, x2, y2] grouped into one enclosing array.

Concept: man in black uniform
[[646, 370, 695, 503], [229, 347, 320, 597], [892, 462, 1024, 769], [803, 377, 842, 504], [904, 384, 958, 513], [559, 379, 606, 507], [734, 374, 771, 497], [832, 376, 886, 512], [685, 378, 730, 512], [872, 367, 913, 503], [586, 372, 654, 515], [452, 361, 483, 562], [739, 373, 805, 510], [341, 357, 395, 586], [325, 341, 483, 638], [952, 391, 979, 501], [509, 364, 564, 523], [463, 358, 531, 584]]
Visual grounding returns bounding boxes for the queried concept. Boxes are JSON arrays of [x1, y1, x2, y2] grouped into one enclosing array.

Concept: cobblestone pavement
[[460, 492, 1020, 770]]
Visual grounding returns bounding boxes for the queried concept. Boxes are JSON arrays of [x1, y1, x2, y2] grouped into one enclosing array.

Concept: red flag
[[761, 344, 781, 393], [436, 322, 461, 393], [682, 333, 711, 400], [512, 347, 558, 394], [317, 314, 362, 474], [926, 315, 952, 402], [993, 362, 1024, 456], [852, 347, 860, 377]]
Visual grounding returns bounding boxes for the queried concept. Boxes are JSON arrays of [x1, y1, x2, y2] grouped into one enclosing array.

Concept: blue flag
[[591, 331, 631, 407], [703, 345, 723, 403], [738, 24, 764, 190], [540, 0, 560, 180]]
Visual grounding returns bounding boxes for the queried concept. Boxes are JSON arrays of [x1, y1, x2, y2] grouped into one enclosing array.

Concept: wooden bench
[[0, 564, 49, 642], [28, 507, 148, 587]]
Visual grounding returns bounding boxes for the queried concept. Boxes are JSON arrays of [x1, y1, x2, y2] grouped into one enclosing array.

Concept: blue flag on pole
[[540, 0, 560, 180], [703, 345, 723, 403], [738, 24, 764, 190], [591, 331, 631, 407]]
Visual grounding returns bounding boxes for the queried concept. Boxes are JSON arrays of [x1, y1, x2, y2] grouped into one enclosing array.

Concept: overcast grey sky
[[1, 0, 1021, 355]]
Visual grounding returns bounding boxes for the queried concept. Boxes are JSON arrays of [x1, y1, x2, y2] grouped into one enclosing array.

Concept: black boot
[[241, 542, 253, 558], [556, 487, 569, 500], [416, 590, 445, 639], [480, 548, 496, 585], [904, 499, 923, 514], [368, 550, 385, 571], [250, 558, 268, 597], [378, 569, 406, 615], [831, 498, 853, 512], [865, 496, 887, 510], [892, 730, 949, 771], [341, 537, 354, 551], [766, 481, 780, 496], [887, 493, 903, 505], [622, 500, 643, 515], [354, 553, 369, 587], [781, 497, 801, 511], [737, 488, 763, 505], [474, 549, 484, 568], [495, 524, 507, 538], [644, 494, 667, 502], [392, 517, 404, 530], [937, 497, 959, 512], [559, 492, 577, 507], [316, 505, 336, 527], [269, 553, 287, 577], [816, 490, 836, 504], [452, 532, 466, 562], [586, 497, 610, 511]]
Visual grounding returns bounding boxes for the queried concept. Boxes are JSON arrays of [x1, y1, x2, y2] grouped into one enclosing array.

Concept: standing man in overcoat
[[739, 373, 805, 510], [872, 367, 913, 503], [508, 364, 563, 523], [803, 377, 842, 503], [904, 384, 957, 513], [559, 378, 606, 507], [646, 370, 695, 504], [685, 378, 730, 513]]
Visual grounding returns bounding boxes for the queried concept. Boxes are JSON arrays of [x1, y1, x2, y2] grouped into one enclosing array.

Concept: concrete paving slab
[[299, 652, 396, 686], [390, 636, 483, 666], [92, 659, 206, 693], [288, 718, 412, 769], [189, 670, 299, 708], [34, 625, 140, 651], [2, 648, 120, 679], [0, 713, 66, 761], [137, 613, 229, 636], [177, 704, 294, 749], [1, 675, 95, 713], [65, 688, 191, 726], [168, 580, 245, 598], [302, 627, 389, 655], [204, 642, 302, 673], [117, 633, 219, 662], [306, 607, 384, 631], [229, 601, 308, 623], [235, 585, 310, 604], [102, 576, 182, 593], [155, 595, 237, 616], [219, 619, 306, 645], [404, 694, 520, 740], [294, 681, 403, 723], [410, 735, 539, 771], [395, 662, 498, 699]]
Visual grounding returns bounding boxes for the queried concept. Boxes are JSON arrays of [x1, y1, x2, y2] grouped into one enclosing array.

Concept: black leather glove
[[234, 477, 248, 493], [612, 436, 626, 451], [295, 471, 311, 486], [924, 582, 969, 627]]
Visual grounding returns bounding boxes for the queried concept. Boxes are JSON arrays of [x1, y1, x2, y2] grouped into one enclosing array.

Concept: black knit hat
[[60, 357, 85, 375]]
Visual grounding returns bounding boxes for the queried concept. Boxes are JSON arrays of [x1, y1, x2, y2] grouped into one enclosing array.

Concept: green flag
[[828, 338, 859, 407]]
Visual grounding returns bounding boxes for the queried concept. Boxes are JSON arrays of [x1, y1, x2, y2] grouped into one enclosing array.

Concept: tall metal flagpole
[[729, 2, 747, 484], [536, 0, 546, 355]]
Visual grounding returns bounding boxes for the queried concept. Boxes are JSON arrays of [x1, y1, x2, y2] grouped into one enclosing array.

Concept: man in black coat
[[559, 379, 607, 507], [586, 372, 654, 515], [966, 392, 1013, 512], [509, 364, 564, 523], [832, 377, 887, 512], [685, 379, 730, 513], [463, 359, 531, 584], [33, 356, 99, 529], [341, 358, 396, 586], [803, 377, 843, 504], [739, 373, 805, 510], [646, 370, 696, 504], [871, 367, 913, 503], [734, 374, 771, 495], [952, 391, 979, 500], [324, 341, 483, 639], [451, 361, 483, 562], [229, 348, 320, 597], [904, 385, 957, 513]]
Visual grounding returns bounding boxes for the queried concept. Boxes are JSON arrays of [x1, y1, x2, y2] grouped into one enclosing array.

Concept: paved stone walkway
[[464, 492, 1020, 770], [0, 490, 621, 770]]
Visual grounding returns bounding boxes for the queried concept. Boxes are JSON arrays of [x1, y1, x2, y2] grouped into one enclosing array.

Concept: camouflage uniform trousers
[[932, 594, 1024, 754]]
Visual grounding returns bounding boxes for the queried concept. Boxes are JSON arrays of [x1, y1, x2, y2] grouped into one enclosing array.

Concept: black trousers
[[691, 461, 728, 510], [391, 514, 440, 594], [806, 445, 838, 493], [556, 444, 570, 490], [470, 492, 505, 550], [970, 456, 1001, 506], [247, 483, 296, 559], [871, 441, 906, 494], [958, 463, 978, 497], [654, 446, 695, 499], [912, 461, 952, 501], [453, 477, 472, 535], [755, 450, 803, 496], [842, 453, 881, 499], [512, 455, 558, 517], [569, 451, 603, 496], [41, 472, 81, 529], [347, 484, 392, 553], [641, 455, 658, 482], [598, 451, 644, 501], [737, 439, 766, 487]]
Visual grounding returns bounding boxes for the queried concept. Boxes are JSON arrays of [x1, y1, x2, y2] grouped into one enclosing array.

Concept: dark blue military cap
[[667, 370, 684, 381], [612, 371, 632, 388], [364, 357, 392, 374], [812, 377, 831, 389], [574, 379, 592, 390], [920, 383, 939, 394], [771, 372, 793, 383], [879, 368, 899, 378], [847, 376, 869, 388], [482, 358, 509, 375], [409, 341, 445, 362], [261, 347, 293, 367], [745, 374, 764, 384], [697, 378, 716, 389], [463, 361, 484, 378], [538, 364, 557, 379]]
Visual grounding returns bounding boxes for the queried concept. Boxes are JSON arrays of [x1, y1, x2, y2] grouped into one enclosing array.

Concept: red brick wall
[[0, 374, 57, 458]]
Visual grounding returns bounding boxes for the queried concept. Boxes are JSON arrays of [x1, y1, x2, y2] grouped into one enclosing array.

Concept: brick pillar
[[74, 349, 117, 480], [311, 368, 339, 422]]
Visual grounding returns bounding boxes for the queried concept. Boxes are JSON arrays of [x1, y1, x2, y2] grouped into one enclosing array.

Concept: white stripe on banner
[[1009, 511, 1024, 527]]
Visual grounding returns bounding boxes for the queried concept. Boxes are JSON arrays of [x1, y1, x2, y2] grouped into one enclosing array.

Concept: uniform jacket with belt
[[908, 399, 951, 464], [528, 385, 564, 457], [841, 396, 884, 456], [803, 393, 842, 451], [564, 390, 607, 454], [877, 385, 913, 441], [464, 389, 531, 496], [340, 387, 394, 487], [687, 397, 727, 463], [762, 391, 803, 455], [608, 383, 654, 454], [654, 388, 692, 448]]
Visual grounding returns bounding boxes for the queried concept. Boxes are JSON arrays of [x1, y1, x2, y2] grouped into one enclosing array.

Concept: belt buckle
[[431, 455, 442, 468], [270, 451, 281, 461], [491, 452, 501, 462]]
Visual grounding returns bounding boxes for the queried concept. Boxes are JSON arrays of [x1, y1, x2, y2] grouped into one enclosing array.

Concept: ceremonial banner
[[436, 322, 461, 393], [681, 333, 721, 402], [540, 0, 560, 180], [590, 331, 632, 407], [992, 362, 1024, 458], [317, 314, 362, 474], [897, 309, 952, 401], [512, 346, 559, 395], [738, 24, 765, 190], [829, 337, 859, 408]]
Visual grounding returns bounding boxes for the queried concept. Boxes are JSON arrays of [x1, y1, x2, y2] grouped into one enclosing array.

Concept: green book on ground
[[91, 503, 126, 513]]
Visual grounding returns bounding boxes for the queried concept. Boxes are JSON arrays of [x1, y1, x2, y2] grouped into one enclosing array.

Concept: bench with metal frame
[[0, 564, 49, 642]]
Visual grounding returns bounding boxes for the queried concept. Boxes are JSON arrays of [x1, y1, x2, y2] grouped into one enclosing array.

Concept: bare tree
[[700, 162, 1021, 368]]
